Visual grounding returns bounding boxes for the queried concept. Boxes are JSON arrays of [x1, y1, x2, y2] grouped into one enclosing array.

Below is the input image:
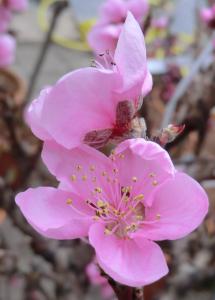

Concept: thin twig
[[161, 33, 215, 128], [25, 0, 68, 102]]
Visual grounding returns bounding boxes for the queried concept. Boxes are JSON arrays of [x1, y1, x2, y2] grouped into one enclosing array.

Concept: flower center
[[66, 154, 161, 239]]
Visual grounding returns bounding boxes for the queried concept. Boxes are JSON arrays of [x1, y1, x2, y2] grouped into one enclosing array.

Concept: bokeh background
[[1, 0, 215, 299]]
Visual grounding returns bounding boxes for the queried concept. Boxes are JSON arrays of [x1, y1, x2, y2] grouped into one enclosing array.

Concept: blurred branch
[[26, 0, 68, 102], [161, 34, 215, 128]]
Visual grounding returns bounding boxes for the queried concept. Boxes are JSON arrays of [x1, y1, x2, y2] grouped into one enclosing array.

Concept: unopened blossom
[[26, 13, 152, 149], [157, 124, 185, 146], [0, 34, 16, 67], [151, 16, 168, 30], [88, 0, 149, 54], [200, 5, 215, 28], [86, 260, 114, 299], [16, 139, 208, 287], [0, 5, 11, 33]]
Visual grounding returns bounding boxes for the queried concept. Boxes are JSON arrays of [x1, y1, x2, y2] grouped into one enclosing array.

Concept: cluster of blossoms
[[0, 0, 28, 68], [88, 0, 149, 54], [16, 13, 208, 288]]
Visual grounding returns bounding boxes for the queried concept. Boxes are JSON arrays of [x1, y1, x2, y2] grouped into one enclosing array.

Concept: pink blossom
[[200, 5, 215, 27], [0, 6, 11, 33], [88, 0, 149, 54], [26, 13, 152, 149], [16, 138, 208, 287], [6, 0, 28, 12], [86, 260, 114, 299], [151, 16, 169, 29], [0, 34, 16, 67]]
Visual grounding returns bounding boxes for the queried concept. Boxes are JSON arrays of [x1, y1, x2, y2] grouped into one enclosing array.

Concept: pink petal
[[0, 34, 16, 67], [16, 187, 93, 239], [113, 139, 175, 206], [88, 24, 122, 54], [89, 223, 168, 287], [200, 8, 213, 23], [99, 0, 126, 25], [140, 172, 209, 241], [38, 68, 120, 149], [114, 12, 152, 99], [126, 0, 149, 22], [0, 7, 11, 33], [25, 87, 52, 141], [42, 141, 114, 203]]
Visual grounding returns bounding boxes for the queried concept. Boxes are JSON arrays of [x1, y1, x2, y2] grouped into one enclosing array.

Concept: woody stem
[[105, 273, 144, 300]]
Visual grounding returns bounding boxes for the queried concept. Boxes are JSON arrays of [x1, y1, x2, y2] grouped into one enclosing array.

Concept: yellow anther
[[76, 164, 82, 171], [102, 171, 107, 176], [136, 215, 143, 221], [149, 172, 155, 178], [94, 187, 102, 193], [66, 198, 73, 205], [104, 228, 112, 235], [111, 150, 116, 156], [70, 175, 76, 182], [113, 209, 120, 216], [119, 153, 125, 159], [156, 214, 161, 219], [152, 180, 158, 186], [113, 168, 119, 174], [130, 223, 138, 231], [93, 216, 100, 221], [122, 186, 132, 193], [82, 175, 87, 181], [132, 176, 138, 182], [90, 165, 95, 171], [97, 200, 105, 208], [92, 176, 97, 183], [133, 194, 144, 201]]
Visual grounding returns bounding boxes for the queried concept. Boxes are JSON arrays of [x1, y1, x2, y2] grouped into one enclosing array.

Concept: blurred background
[[1, 0, 215, 299]]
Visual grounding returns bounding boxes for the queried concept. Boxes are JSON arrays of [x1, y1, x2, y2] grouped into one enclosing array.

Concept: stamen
[[102, 171, 107, 176], [119, 154, 125, 159], [104, 228, 112, 235], [149, 172, 155, 178], [70, 175, 76, 182], [82, 175, 87, 181], [94, 187, 102, 193], [136, 215, 143, 221], [97, 200, 108, 208], [66, 198, 73, 205], [133, 194, 144, 201]]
